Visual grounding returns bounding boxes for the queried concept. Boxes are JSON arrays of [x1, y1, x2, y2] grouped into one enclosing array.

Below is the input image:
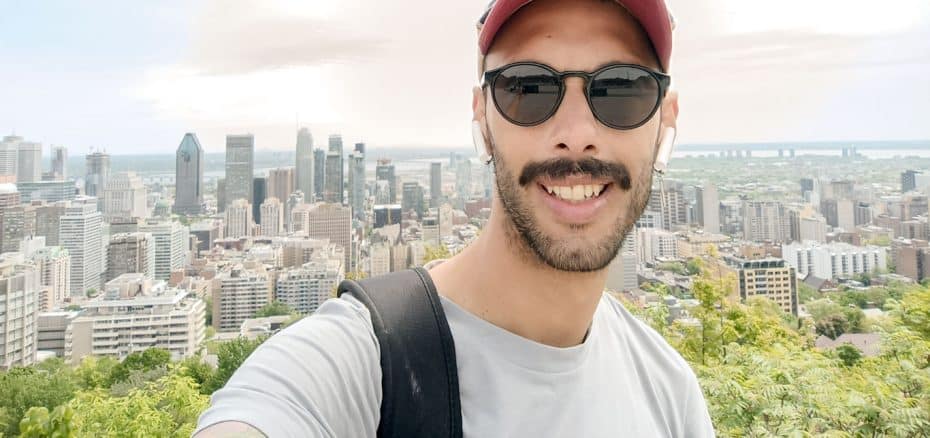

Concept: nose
[[548, 76, 600, 158]]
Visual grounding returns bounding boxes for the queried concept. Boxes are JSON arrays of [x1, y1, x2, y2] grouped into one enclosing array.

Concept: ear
[[472, 86, 493, 160]]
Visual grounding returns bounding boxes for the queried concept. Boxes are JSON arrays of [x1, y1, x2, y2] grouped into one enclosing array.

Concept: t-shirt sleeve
[[682, 367, 715, 437], [193, 295, 382, 438]]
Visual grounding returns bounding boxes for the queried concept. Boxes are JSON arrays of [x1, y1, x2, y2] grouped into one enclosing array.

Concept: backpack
[[337, 267, 463, 438]]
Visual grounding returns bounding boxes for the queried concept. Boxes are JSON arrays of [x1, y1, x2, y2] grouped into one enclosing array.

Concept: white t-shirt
[[196, 287, 715, 437]]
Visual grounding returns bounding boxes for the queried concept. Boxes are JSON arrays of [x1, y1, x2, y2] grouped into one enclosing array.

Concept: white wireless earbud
[[472, 120, 492, 165], [653, 126, 676, 175]]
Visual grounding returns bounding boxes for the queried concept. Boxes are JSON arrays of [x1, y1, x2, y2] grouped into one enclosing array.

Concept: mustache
[[518, 157, 632, 190]]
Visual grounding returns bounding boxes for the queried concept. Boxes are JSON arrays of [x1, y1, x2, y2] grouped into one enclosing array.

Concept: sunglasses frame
[[482, 61, 671, 130]]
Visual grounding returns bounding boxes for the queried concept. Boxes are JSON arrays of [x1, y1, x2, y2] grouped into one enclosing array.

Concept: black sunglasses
[[482, 61, 671, 130]]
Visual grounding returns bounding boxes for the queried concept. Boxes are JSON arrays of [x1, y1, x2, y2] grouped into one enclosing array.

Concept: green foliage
[[254, 300, 295, 318], [796, 281, 822, 303], [18, 405, 74, 438], [0, 359, 76, 437], [806, 299, 865, 339], [835, 344, 862, 367], [202, 336, 267, 394], [107, 348, 172, 385], [423, 243, 451, 263]]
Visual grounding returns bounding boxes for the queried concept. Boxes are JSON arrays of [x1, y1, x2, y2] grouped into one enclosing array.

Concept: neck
[[429, 206, 608, 348]]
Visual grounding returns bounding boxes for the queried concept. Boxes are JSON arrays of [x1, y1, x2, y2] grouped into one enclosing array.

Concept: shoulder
[[598, 292, 693, 375], [194, 295, 381, 437]]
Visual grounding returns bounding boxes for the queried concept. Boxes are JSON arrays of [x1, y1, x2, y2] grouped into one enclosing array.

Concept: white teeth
[[593, 184, 605, 196], [571, 185, 583, 200], [545, 184, 608, 201], [584, 185, 593, 198]]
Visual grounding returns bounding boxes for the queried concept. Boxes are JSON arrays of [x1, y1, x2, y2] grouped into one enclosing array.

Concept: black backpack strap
[[337, 267, 463, 438]]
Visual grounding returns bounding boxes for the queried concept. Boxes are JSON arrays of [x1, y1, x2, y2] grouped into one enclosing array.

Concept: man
[[195, 0, 714, 436]]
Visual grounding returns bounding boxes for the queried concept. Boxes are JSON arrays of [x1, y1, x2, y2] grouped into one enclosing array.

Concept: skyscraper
[[0, 257, 40, 369], [106, 232, 155, 281], [259, 197, 283, 237], [430, 162, 442, 208], [313, 148, 326, 201], [295, 128, 314, 200], [348, 143, 366, 220], [742, 201, 791, 243], [308, 203, 352, 269], [375, 159, 397, 203], [103, 172, 147, 223], [59, 200, 104, 296], [174, 133, 204, 215], [214, 262, 272, 332], [0, 135, 21, 180], [225, 134, 254, 210], [17, 142, 42, 183], [85, 151, 110, 198], [324, 134, 344, 204], [252, 177, 266, 223], [225, 198, 253, 239], [695, 183, 720, 234], [138, 219, 188, 281], [50, 146, 67, 181], [267, 167, 295, 204], [402, 182, 425, 219]]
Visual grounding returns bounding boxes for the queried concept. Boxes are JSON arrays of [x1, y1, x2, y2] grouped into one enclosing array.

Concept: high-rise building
[[368, 241, 392, 278], [313, 148, 326, 201], [430, 162, 442, 208], [892, 239, 930, 283], [295, 128, 314, 200], [606, 232, 638, 292], [213, 261, 272, 332], [647, 182, 688, 230], [106, 232, 155, 281], [0, 204, 37, 253], [16, 180, 76, 203], [276, 245, 344, 314], [85, 151, 110, 198], [216, 178, 226, 212], [636, 227, 678, 265], [65, 274, 205, 363], [35, 201, 67, 246], [0, 256, 40, 369], [284, 191, 304, 232], [324, 153, 344, 205], [376, 159, 397, 203], [138, 219, 188, 281], [0, 135, 21, 180], [16, 142, 42, 183], [252, 176, 266, 223], [402, 182, 425, 219], [259, 197, 283, 237], [373, 205, 403, 228], [225, 198, 252, 239], [31, 246, 71, 310], [742, 201, 791, 243], [308, 203, 352, 269], [782, 241, 887, 280], [267, 167, 295, 204], [174, 133, 204, 215], [694, 183, 720, 234], [225, 134, 254, 210], [50, 146, 67, 181], [0, 184, 19, 208], [726, 257, 798, 315], [455, 159, 472, 207], [103, 172, 147, 223], [59, 200, 104, 296], [348, 144, 366, 220]]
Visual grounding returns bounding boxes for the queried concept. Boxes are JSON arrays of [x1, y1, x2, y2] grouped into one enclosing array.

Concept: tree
[[254, 300, 295, 318], [108, 348, 172, 385], [423, 243, 451, 264], [18, 405, 74, 438], [0, 359, 76, 437], [202, 336, 267, 394], [835, 343, 862, 367]]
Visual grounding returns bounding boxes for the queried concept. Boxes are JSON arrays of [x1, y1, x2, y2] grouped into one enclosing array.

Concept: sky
[[1, 0, 929, 155]]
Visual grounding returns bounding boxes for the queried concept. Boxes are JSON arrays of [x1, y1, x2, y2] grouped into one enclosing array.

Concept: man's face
[[475, 0, 678, 272]]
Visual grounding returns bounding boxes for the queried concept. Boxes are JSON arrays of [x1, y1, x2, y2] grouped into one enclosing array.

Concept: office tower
[[854, 202, 873, 227], [252, 176, 266, 222], [284, 191, 304, 232], [267, 167, 295, 204], [376, 159, 397, 203], [782, 241, 887, 280], [276, 245, 344, 314], [15, 180, 76, 203], [323, 134, 344, 204], [65, 274, 206, 363], [35, 201, 67, 246], [225, 134, 255, 209], [0, 135, 21, 180], [647, 182, 688, 230], [224, 198, 252, 239], [402, 182, 425, 219], [189, 219, 223, 253], [439, 203, 453, 238], [799, 215, 827, 243], [742, 201, 791, 243], [456, 159, 472, 206], [422, 216, 440, 244], [289, 204, 312, 236], [103, 172, 147, 223], [50, 146, 67, 180], [138, 219, 188, 281], [85, 151, 110, 198], [369, 241, 392, 278], [373, 205, 403, 228], [59, 200, 104, 296], [348, 144, 366, 220], [313, 148, 326, 201], [216, 178, 226, 212], [0, 257, 40, 369], [694, 183, 720, 234], [295, 128, 314, 200], [892, 239, 930, 282], [0, 204, 36, 253], [800, 178, 815, 196], [636, 228, 678, 265], [259, 197, 283, 237], [213, 261, 272, 332], [430, 162, 442, 208], [727, 257, 798, 315], [31, 246, 71, 310], [16, 142, 42, 183], [606, 232, 637, 292], [106, 232, 155, 281], [174, 133, 204, 215], [308, 203, 352, 269], [836, 199, 855, 231]]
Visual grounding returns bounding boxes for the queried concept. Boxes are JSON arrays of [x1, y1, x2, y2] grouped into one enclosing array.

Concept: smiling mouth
[[539, 182, 612, 202]]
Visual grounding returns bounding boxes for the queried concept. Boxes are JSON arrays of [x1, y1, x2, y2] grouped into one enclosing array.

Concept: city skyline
[[2, 0, 929, 154]]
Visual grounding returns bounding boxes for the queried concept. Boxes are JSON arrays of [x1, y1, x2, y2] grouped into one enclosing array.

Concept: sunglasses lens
[[589, 66, 661, 128], [492, 64, 561, 125]]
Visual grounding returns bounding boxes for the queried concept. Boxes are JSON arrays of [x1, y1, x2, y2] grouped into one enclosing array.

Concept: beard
[[490, 138, 653, 273]]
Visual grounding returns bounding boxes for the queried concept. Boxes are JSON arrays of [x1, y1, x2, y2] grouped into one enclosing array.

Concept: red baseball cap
[[477, 0, 675, 72]]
